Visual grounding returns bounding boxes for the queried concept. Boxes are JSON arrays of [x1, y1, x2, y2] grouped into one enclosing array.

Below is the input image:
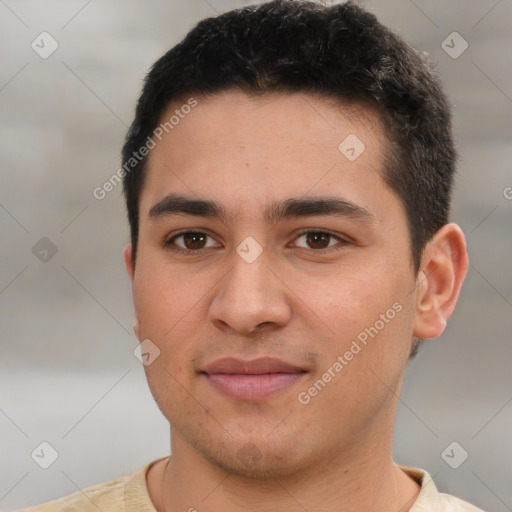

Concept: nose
[[208, 250, 292, 335]]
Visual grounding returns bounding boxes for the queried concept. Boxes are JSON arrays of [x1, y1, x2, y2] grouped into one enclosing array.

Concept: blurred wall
[[1, 1, 511, 510]]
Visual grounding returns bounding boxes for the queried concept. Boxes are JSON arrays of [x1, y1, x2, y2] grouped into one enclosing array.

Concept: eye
[[164, 231, 220, 254], [292, 230, 348, 251], [163, 229, 349, 255]]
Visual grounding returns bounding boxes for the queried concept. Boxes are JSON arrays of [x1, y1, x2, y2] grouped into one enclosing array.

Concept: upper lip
[[202, 357, 306, 375]]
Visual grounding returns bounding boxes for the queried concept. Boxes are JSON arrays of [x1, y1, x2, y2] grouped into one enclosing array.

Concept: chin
[[184, 423, 320, 481], [200, 444, 302, 480]]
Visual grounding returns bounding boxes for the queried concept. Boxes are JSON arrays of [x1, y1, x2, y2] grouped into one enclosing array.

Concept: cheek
[[133, 260, 201, 335], [297, 273, 415, 426], [134, 272, 202, 418], [132, 269, 203, 385], [289, 267, 392, 332], [292, 263, 415, 367]]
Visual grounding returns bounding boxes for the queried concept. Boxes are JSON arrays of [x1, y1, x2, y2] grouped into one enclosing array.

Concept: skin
[[123, 89, 468, 512]]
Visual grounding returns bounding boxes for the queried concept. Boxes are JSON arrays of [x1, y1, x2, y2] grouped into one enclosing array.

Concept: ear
[[413, 223, 468, 340], [123, 243, 135, 281], [123, 244, 141, 340]]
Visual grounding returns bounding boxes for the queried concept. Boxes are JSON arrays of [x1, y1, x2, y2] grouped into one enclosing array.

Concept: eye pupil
[[183, 232, 207, 250], [306, 232, 330, 249]]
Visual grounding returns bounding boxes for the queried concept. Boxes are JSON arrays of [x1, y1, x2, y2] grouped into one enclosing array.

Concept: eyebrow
[[148, 193, 375, 224]]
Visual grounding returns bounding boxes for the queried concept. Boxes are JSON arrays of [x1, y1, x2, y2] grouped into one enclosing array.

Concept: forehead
[[140, 90, 390, 218], [157, 89, 383, 153]]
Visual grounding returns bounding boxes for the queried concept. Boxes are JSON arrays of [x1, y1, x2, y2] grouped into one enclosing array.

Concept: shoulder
[[400, 465, 486, 512], [19, 474, 130, 511], [18, 458, 163, 512], [436, 492, 487, 512]]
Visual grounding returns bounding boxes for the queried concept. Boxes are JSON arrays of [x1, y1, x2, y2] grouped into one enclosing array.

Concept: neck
[[150, 427, 420, 512]]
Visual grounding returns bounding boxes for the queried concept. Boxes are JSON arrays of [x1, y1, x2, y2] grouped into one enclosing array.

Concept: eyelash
[[163, 229, 349, 255]]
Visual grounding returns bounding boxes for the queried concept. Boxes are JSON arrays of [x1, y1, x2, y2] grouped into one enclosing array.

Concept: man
[[23, 1, 484, 510]]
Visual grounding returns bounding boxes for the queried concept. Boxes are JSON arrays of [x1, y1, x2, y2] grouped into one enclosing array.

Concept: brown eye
[[304, 232, 331, 249], [294, 231, 343, 251], [165, 231, 220, 253], [181, 232, 207, 250]]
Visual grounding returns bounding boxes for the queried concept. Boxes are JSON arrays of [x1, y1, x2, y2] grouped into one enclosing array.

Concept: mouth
[[200, 357, 308, 401]]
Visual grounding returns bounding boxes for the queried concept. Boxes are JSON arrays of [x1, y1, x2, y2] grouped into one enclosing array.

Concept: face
[[125, 90, 421, 478]]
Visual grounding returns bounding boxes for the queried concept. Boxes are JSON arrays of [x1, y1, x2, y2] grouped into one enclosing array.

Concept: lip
[[201, 357, 307, 401], [203, 357, 305, 375]]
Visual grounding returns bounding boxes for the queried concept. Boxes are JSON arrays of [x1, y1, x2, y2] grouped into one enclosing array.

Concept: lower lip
[[204, 373, 305, 400]]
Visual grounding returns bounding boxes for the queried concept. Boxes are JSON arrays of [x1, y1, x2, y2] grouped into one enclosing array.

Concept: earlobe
[[412, 223, 468, 340], [133, 320, 141, 341]]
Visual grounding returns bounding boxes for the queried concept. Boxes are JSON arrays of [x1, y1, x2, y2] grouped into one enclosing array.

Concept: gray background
[[1, 0, 511, 510]]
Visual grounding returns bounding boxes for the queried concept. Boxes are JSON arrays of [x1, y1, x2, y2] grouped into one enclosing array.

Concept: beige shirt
[[20, 458, 485, 511]]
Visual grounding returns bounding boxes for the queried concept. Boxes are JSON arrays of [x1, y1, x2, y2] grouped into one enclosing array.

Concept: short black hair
[[122, 0, 455, 276]]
